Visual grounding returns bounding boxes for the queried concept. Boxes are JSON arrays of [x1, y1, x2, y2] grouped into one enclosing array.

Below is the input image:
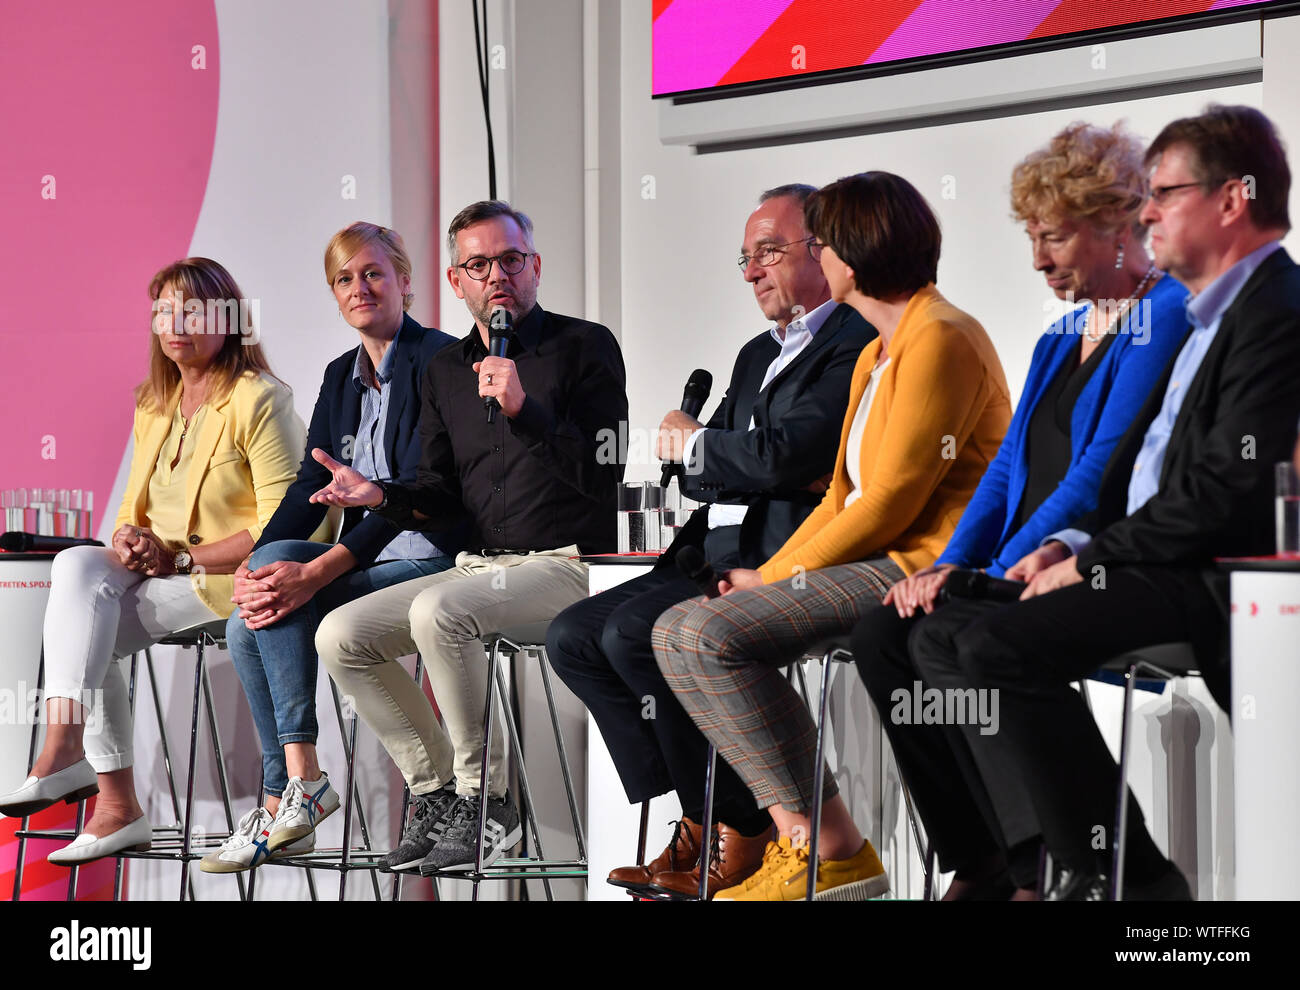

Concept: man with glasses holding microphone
[[308, 200, 627, 874], [546, 185, 874, 899]]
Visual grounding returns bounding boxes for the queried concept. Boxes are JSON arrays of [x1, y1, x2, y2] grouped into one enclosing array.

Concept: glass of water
[[617, 481, 645, 553], [1277, 462, 1300, 558], [642, 481, 664, 553]]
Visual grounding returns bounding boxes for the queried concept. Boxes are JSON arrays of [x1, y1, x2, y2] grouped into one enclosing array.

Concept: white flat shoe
[[47, 815, 152, 866], [0, 759, 98, 818]]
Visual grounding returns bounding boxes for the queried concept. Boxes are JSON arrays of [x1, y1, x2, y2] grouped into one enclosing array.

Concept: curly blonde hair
[[1010, 121, 1147, 235]]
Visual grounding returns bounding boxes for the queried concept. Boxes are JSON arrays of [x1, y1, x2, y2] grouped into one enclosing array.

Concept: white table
[[582, 557, 689, 901], [0, 554, 54, 790], [1228, 559, 1300, 900]]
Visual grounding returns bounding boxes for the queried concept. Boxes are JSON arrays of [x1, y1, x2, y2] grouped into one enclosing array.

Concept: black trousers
[[852, 599, 1038, 879], [545, 567, 761, 825], [875, 565, 1213, 875]]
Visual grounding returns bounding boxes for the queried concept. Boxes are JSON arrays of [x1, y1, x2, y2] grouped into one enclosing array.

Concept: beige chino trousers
[[316, 547, 588, 798]]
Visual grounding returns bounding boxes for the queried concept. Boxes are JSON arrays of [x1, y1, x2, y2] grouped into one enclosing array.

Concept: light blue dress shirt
[[351, 339, 443, 562], [1049, 241, 1283, 554]]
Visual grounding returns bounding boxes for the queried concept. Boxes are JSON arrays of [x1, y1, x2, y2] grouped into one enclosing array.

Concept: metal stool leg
[[65, 798, 88, 901], [536, 646, 586, 862], [146, 648, 194, 901], [113, 653, 142, 902], [1112, 660, 1140, 901], [807, 649, 837, 902], [697, 745, 717, 901], [338, 704, 359, 902], [391, 652, 426, 902], [145, 650, 184, 828], [805, 651, 836, 900], [178, 640, 205, 901], [12, 650, 45, 902], [494, 656, 554, 901], [331, 682, 382, 901], [201, 661, 246, 902], [247, 770, 264, 903], [635, 801, 650, 867], [899, 779, 931, 901], [472, 638, 500, 901]]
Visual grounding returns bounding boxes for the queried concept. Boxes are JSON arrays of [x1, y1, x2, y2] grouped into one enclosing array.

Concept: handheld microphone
[[659, 368, 713, 488], [675, 545, 722, 599], [936, 569, 1027, 605], [485, 306, 513, 425], [1, 532, 104, 553]]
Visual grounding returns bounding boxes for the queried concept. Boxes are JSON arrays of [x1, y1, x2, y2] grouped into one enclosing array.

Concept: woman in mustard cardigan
[[0, 258, 305, 865], [652, 172, 1011, 901]]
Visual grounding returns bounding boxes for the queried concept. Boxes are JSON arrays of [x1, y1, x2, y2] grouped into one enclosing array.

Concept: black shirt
[[378, 304, 628, 554], [1015, 331, 1117, 530]]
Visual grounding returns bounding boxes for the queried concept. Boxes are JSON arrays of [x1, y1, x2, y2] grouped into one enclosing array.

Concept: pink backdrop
[[0, 0, 219, 536], [0, 0, 219, 901]]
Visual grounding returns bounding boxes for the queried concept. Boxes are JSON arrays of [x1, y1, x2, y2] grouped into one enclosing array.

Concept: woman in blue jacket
[[850, 122, 1187, 900]]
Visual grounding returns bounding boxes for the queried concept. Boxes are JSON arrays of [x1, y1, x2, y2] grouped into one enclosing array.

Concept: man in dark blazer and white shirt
[[546, 184, 876, 898], [904, 105, 1300, 901]]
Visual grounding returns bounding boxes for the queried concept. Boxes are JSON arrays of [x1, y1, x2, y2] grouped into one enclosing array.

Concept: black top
[[378, 304, 628, 554], [1014, 331, 1116, 530], [659, 302, 876, 571], [255, 314, 457, 565]]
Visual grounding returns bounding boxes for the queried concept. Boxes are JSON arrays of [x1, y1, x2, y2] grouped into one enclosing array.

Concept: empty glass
[[2, 487, 94, 539], [659, 479, 686, 548]]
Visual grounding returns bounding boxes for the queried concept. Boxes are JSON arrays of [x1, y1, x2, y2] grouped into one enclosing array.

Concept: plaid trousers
[[651, 558, 904, 814]]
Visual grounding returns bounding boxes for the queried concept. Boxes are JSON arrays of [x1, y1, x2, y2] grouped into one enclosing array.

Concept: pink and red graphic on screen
[[652, 0, 1264, 96], [0, 0, 219, 900]]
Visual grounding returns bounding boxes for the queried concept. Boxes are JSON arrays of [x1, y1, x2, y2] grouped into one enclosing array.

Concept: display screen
[[652, 0, 1281, 97]]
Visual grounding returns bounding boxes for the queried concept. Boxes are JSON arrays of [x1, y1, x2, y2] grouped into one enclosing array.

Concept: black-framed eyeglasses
[[1147, 182, 1205, 206], [737, 236, 817, 271], [456, 251, 535, 280]]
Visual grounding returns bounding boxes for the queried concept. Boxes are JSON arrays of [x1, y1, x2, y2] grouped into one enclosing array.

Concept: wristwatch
[[373, 481, 389, 511], [173, 550, 193, 575]]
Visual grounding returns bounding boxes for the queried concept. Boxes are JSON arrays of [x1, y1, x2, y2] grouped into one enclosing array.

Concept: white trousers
[[43, 546, 217, 772]]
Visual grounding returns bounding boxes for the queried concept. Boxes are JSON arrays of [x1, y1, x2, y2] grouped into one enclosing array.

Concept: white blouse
[[844, 357, 891, 508]]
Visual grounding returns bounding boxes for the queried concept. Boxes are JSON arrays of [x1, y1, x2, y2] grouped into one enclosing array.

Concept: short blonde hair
[[324, 222, 415, 310], [1010, 122, 1147, 236]]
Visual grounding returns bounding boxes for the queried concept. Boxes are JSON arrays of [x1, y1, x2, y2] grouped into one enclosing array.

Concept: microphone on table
[[1, 532, 103, 553], [675, 545, 722, 599], [659, 368, 713, 488], [485, 306, 513, 425]]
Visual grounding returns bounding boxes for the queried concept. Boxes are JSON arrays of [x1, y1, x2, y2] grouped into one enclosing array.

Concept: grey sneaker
[[379, 783, 458, 872], [418, 792, 522, 875]]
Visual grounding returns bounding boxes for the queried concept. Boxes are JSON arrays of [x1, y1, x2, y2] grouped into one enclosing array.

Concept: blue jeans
[[226, 540, 454, 794]]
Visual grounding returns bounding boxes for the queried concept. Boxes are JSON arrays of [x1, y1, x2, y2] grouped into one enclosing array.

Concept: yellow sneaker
[[713, 835, 890, 901]]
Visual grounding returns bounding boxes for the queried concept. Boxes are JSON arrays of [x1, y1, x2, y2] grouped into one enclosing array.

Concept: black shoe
[[379, 783, 457, 872], [1046, 862, 1193, 902], [418, 792, 523, 875], [1045, 867, 1109, 901]]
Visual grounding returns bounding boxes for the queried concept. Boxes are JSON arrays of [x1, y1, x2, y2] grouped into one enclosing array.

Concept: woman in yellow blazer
[[652, 172, 1011, 901], [0, 258, 306, 865]]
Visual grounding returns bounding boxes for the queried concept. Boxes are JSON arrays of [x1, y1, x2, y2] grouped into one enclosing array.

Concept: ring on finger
[[485, 373, 494, 385]]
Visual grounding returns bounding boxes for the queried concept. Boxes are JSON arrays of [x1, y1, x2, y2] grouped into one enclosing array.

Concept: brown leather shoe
[[650, 821, 776, 899], [607, 817, 703, 894]]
